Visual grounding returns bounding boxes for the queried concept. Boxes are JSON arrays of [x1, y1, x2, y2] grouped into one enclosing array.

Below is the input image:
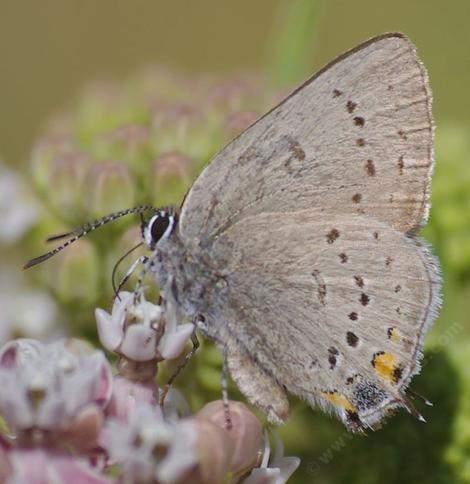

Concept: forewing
[[211, 210, 440, 429], [180, 33, 433, 240]]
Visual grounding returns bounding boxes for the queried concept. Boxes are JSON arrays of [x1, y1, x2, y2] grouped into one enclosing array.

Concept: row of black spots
[[336, 91, 407, 186], [366, 154, 404, 179], [331, 90, 368, 152]]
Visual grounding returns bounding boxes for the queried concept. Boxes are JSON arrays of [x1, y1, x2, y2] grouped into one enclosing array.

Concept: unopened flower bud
[[47, 238, 100, 306], [150, 152, 191, 207], [31, 136, 85, 195], [150, 103, 206, 159], [183, 417, 235, 484], [94, 124, 150, 168], [83, 161, 135, 218], [197, 400, 263, 475]]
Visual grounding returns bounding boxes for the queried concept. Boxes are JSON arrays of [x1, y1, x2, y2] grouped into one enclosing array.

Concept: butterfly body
[[151, 230, 229, 334]]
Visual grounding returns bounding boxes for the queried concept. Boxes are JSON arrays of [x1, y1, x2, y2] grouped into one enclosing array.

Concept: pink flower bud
[[150, 152, 191, 207], [94, 123, 150, 167], [197, 400, 263, 475], [46, 238, 100, 306], [182, 417, 235, 484], [83, 161, 136, 218]]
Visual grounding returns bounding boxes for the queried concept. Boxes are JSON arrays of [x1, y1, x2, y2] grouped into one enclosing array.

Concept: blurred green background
[[1, 0, 470, 483]]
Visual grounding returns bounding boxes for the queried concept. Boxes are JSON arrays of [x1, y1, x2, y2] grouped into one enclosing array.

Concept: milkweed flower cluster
[[0, 292, 300, 483]]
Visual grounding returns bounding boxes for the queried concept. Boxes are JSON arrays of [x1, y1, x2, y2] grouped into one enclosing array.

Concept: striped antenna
[[23, 205, 157, 270]]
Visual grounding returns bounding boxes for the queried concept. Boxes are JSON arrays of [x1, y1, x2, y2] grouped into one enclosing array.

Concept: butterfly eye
[[145, 212, 175, 248]]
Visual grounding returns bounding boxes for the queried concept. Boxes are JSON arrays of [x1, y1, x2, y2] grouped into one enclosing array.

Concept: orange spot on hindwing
[[372, 352, 403, 384]]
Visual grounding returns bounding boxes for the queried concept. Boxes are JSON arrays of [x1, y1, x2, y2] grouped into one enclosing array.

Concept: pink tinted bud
[[150, 152, 191, 210], [47, 150, 91, 216], [150, 102, 210, 160], [94, 123, 150, 166], [197, 400, 263, 475], [182, 418, 235, 484], [83, 161, 136, 218], [30, 135, 79, 191], [47, 239, 100, 306]]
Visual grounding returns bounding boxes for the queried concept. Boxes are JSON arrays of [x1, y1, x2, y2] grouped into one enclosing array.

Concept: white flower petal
[[158, 323, 194, 360], [120, 324, 158, 361], [243, 467, 282, 484], [278, 457, 301, 482], [95, 308, 123, 351]]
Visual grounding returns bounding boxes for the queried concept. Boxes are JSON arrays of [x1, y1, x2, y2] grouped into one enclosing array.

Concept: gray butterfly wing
[[209, 210, 440, 430], [180, 33, 433, 240]]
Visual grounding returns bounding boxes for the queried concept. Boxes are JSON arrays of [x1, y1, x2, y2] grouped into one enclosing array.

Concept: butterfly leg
[[132, 255, 157, 303], [159, 329, 200, 407], [222, 345, 233, 429], [114, 255, 149, 298]]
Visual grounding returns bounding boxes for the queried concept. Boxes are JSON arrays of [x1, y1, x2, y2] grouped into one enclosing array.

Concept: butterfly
[[25, 33, 440, 432]]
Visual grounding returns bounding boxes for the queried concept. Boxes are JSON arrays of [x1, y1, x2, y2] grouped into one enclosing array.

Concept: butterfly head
[[141, 209, 178, 250]]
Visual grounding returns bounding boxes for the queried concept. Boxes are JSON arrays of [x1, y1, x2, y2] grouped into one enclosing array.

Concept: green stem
[[268, 0, 320, 87]]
